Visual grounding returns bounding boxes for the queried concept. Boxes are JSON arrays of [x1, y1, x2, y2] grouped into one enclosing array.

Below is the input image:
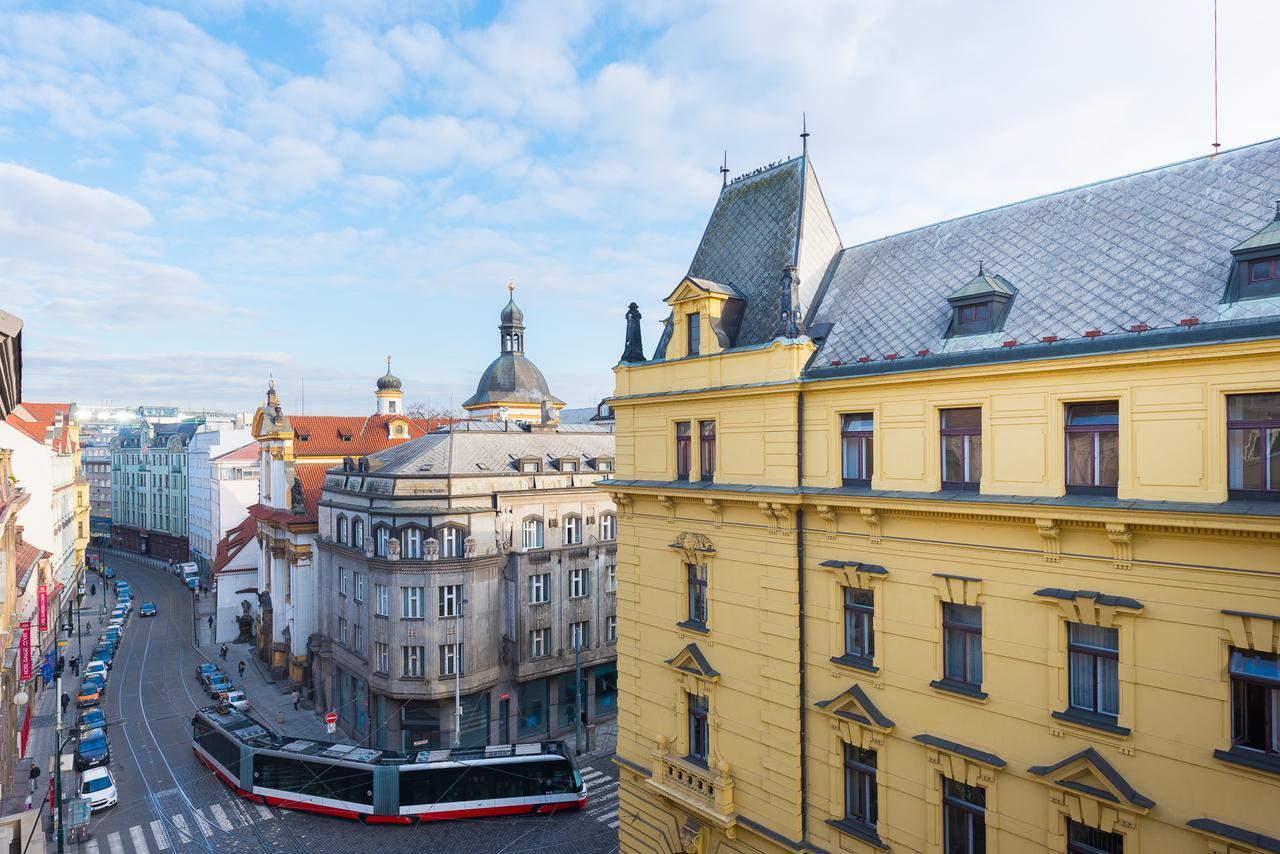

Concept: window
[[1068, 623, 1120, 719], [1250, 258, 1280, 282], [687, 693, 709, 764], [606, 615, 617, 644], [440, 643, 461, 676], [338, 570, 348, 597], [529, 573, 550, 605], [605, 564, 617, 593], [1227, 392, 1280, 497], [941, 408, 982, 489], [353, 573, 364, 603], [843, 745, 878, 831], [402, 645, 425, 678], [375, 642, 389, 674], [563, 515, 582, 545], [1230, 648, 1280, 758], [375, 526, 389, 557], [530, 627, 550, 659], [521, 459, 540, 473], [338, 617, 349, 646], [561, 459, 578, 472], [686, 562, 708, 626], [843, 588, 874, 664], [1243, 257, 1280, 298], [841, 414, 874, 484], [403, 528, 422, 559], [401, 586, 424, 620], [438, 584, 463, 618], [942, 778, 986, 854], [337, 516, 349, 545], [686, 312, 701, 356], [699, 421, 716, 481], [675, 422, 692, 480], [570, 620, 589, 650], [353, 624, 364, 655], [596, 458, 613, 472], [1066, 820, 1124, 854], [600, 513, 616, 542], [521, 518, 544, 549], [1065, 402, 1119, 493], [441, 526, 462, 558], [568, 568, 589, 599], [375, 584, 389, 617], [942, 604, 983, 690], [352, 518, 365, 549]]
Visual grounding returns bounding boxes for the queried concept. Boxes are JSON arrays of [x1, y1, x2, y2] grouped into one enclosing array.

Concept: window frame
[[941, 777, 987, 854], [440, 525, 463, 558], [530, 627, 550, 659], [529, 573, 550, 605], [438, 584, 463, 618], [1064, 401, 1120, 495], [521, 517, 545, 550], [336, 515, 349, 545], [351, 518, 365, 549], [940, 407, 983, 491], [843, 587, 874, 665], [606, 615, 617, 644], [374, 584, 389, 617], [439, 642, 461, 677], [675, 422, 692, 481], [1239, 256, 1280, 300], [941, 603, 984, 691], [1226, 391, 1280, 500], [1228, 647, 1280, 759], [599, 513, 616, 542], [375, 526, 390, 558], [402, 527, 423, 560], [401, 586, 424, 620], [605, 564, 617, 594], [686, 312, 701, 356], [570, 620, 589, 651], [1066, 622, 1121, 720], [687, 692, 709, 765], [568, 567, 589, 599], [402, 645, 425, 678], [840, 413, 874, 486], [1066, 818, 1125, 854], [843, 744, 878, 832], [698, 420, 716, 482], [375, 641, 389, 675], [685, 562, 708, 628], [562, 514, 582, 546]]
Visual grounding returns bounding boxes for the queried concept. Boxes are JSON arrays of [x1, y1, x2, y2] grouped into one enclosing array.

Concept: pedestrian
[[60, 692, 70, 715], [70, 656, 80, 677], [291, 689, 300, 711], [90, 583, 96, 597], [208, 615, 214, 631], [220, 644, 228, 660], [28, 764, 39, 794], [238, 660, 246, 678]]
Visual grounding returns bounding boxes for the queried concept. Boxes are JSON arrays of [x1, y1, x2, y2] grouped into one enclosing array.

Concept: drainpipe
[[796, 389, 809, 846]]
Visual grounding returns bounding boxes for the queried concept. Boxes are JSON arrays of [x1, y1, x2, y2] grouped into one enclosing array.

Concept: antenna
[[801, 113, 809, 157], [720, 151, 729, 188], [1212, 0, 1221, 154]]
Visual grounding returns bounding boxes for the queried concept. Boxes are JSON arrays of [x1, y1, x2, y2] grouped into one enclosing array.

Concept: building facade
[[81, 442, 112, 544], [610, 141, 1280, 853], [187, 421, 255, 579], [249, 368, 431, 693], [109, 416, 200, 561]]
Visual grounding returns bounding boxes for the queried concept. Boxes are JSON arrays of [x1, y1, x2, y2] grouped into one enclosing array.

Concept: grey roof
[[1029, 747, 1155, 809], [366, 424, 614, 476], [462, 353, 564, 409], [812, 138, 1280, 364], [558, 407, 597, 424], [684, 277, 746, 299], [1232, 204, 1280, 251], [949, 272, 1016, 300]]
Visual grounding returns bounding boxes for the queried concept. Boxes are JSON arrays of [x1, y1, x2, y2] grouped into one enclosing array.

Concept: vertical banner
[[37, 584, 47, 632], [18, 621, 31, 682]]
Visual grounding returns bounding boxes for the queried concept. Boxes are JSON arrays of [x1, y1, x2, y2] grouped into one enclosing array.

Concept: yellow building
[[609, 139, 1280, 854]]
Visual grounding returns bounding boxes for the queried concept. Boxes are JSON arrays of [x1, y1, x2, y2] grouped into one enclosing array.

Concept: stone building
[[80, 442, 112, 544], [109, 415, 200, 561], [186, 421, 255, 580], [610, 138, 1280, 853]]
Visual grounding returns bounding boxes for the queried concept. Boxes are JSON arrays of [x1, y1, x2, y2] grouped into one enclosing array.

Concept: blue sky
[[2, 0, 1279, 414]]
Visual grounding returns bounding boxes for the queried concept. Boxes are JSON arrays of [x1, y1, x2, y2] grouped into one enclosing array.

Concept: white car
[[225, 690, 250, 712], [80, 767, 117, 811], [85, 661, 108, 680]]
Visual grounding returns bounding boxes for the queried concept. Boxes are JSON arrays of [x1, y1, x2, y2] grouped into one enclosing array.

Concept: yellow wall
[[611, 337, 1280, 853]]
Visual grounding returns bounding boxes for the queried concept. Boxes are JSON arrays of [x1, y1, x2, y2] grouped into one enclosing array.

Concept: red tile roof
[[246, 462, 329, 527], [15, 542, 48, 591], [5, 402, 76, 451], [211, 442, 259, 464], [289, 415, 431, 458], [212, 515, 257, 574]]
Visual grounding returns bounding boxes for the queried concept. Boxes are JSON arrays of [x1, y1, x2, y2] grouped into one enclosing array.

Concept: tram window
[[193, 719, 241, 779], [254, 755, 375, 805]]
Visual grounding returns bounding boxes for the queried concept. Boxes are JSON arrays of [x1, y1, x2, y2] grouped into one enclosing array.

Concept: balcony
[[645, 740, 737, 835]]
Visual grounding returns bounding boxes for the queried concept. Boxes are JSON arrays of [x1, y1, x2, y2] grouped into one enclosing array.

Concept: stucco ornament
[[387, 537, 401, 561], [463, 536, 477, 559], [668, 531, 715, 553], [425, 537, 440, 561], [363, 537, 374, 558]]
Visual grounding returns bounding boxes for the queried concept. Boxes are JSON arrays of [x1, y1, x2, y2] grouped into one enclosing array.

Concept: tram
[[192, 705, 587, 823]]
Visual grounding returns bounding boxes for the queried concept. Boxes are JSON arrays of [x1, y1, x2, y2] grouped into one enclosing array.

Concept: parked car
[[85, 660, 108, 680], [76, 685, 101, 708], [207, 675, 233, 699], [82, 674, 106, 697], [75, 727, 110, 770], [90, 648, 113, 671], [79, 767, 117, 811], [196, 663, 219, 685], [78, 708, 106, 731], [104, 628, 121, 645], [140, 602, 157, 617], [103, 567, 115, 579], [225, 690, 250, 712]]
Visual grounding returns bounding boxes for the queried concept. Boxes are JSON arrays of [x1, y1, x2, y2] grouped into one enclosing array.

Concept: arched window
[[402, 527, 422, 560], [375, 526, 390, 558], [522, 518, 544, 550], [441, 526, 463, 559], [352, 518, 365, 549], [563, 514, 582, 546], [336, 515, 349, 545], [600, 513, 616, 542]]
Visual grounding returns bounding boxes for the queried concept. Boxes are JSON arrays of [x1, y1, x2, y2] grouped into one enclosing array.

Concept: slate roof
[[462, 353, 564, 409], [366, 423, 615, 477], [289, 415, 429, 458], [812, 137, 1280, 365]]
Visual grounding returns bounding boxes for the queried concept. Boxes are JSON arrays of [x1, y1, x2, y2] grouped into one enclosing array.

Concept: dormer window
[[561, 459, 578, 473], [945, 265, 1014, 338], [687, 312, 701, 356], [1227, 204, 1280, 302], [1242, 257, 1280, 300], [518, 457, 541, 473]]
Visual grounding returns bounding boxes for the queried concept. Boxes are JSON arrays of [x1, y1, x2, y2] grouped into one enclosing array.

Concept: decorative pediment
[[815, 684, 894, 733], [665, 276, 745, 307], [665, 643, 719, 683], [818, 559, 887, 590], [669, 532, 716, 563], [1221, 609, 1280, 654], [1029, 747, 1154, 815], [1034, 588, 1143, 628]]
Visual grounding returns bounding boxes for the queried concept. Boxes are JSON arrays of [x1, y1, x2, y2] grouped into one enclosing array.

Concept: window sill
[[940, 481, 980, 492], [830, 654, 878, 674], [826, 818, 889, 851], [842, 478, 871, 488], [400, 617, 425, 622], [930, 678, 988, 701], [676, 620, 709, 635], [1065, 485, 1118, 497], [1228, 489, 1280, 502], [374, 613, 389, 620], [1051, 708, 1130, 737], [1214, 747, 1280, 777]]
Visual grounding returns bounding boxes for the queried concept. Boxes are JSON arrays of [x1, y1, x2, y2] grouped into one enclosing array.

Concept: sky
[[2, 0, 1279, 415]]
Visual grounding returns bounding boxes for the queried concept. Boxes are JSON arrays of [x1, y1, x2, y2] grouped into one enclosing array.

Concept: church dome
[[377, 358, 402, 391], [462, 353, 562, 409], [501, 288, 524, 327]]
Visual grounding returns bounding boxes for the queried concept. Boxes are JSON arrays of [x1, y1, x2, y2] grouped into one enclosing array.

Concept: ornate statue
[[387, 537, 401, 561], [363, 536, 375, 558], [425, 537, 439, 561], [621, 302, 645, 363], [290, 476, 305, 514], [463, 536, 476, 559], [235, 599, 255, 643], [779, 265, 803, 338]]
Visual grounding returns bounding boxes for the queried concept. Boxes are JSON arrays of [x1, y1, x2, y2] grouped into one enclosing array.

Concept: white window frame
[[521, 518, 544, 550], [375, 526, 390, 557], [570, 620, 589, 651], [605, 564, 617, 593], [441, 526, 461, 558], [440, 643, 461, 676], [402, 586, 424, 619], [607, 615, 617, 644], [569, 567, 589, 599], [402, 645, 425, 678], [403, 527, 422, 559], [600, 514, 616, 541], [375, 584, 389, 617], [439, 584, 463, 618], [338, 570, 348, 597], [563, 515, 582, 545], [529, 573, 550, 605], [376, 642, 389, 674], [354, 573, 365, 603], [530, 627, 550, 659]]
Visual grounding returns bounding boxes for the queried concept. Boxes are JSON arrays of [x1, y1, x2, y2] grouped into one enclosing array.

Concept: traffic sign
[[325, 711, 337, 734]]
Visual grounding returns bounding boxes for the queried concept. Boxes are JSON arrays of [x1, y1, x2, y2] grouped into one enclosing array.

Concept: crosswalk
[[581, 766, 620, 830], [79, 801, 275, 853]]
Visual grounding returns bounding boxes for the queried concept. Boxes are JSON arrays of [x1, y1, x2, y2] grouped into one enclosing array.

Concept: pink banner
[[36, 584, 47, 632], [18, 622, 31, 682]]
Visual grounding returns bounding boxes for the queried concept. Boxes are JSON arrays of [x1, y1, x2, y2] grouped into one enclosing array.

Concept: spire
[[500, 281, 525, 354], [266, 377, 279, 408], [801, 113, 809, 157], [377, 356, 402, 391], [720, 151, 729, 188], [621, 302, 645, 363]]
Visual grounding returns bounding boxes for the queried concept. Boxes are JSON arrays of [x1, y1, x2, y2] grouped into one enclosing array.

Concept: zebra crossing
[[582, 766, 620, 830], [78, 801, 276, 854]]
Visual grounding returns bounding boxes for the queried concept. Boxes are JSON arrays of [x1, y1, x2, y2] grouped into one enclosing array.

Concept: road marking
[[107, 831, 126, 854], [149, 819, 171, 850], [83, 839, 99, 854], [192, 808, 215, 835], [170, 814, 190, 842], [129, 825, 150, 853], [607, 819, 620, 828], [581, 768, 604, 780], [208, 803, 234, 831], [588, 804, 617, 818], [253, 803, 273, 821]]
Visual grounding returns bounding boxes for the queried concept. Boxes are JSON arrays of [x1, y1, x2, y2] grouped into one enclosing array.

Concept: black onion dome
[[462, 353, 563, 408]]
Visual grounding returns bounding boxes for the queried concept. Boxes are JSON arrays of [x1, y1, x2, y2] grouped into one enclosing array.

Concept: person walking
[[28, 764, 39, 794], [238, 660, 246, 678], [70, 656, 80, 677], [291, 689, 300, 711], [89, 583, 96, 597], [60, 692, 70, 715], [208, 615, 214, 632], [220, 644, 228, 661]]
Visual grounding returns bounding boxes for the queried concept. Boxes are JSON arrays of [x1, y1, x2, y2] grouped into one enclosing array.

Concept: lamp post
[[451, 598, 466, 748]]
